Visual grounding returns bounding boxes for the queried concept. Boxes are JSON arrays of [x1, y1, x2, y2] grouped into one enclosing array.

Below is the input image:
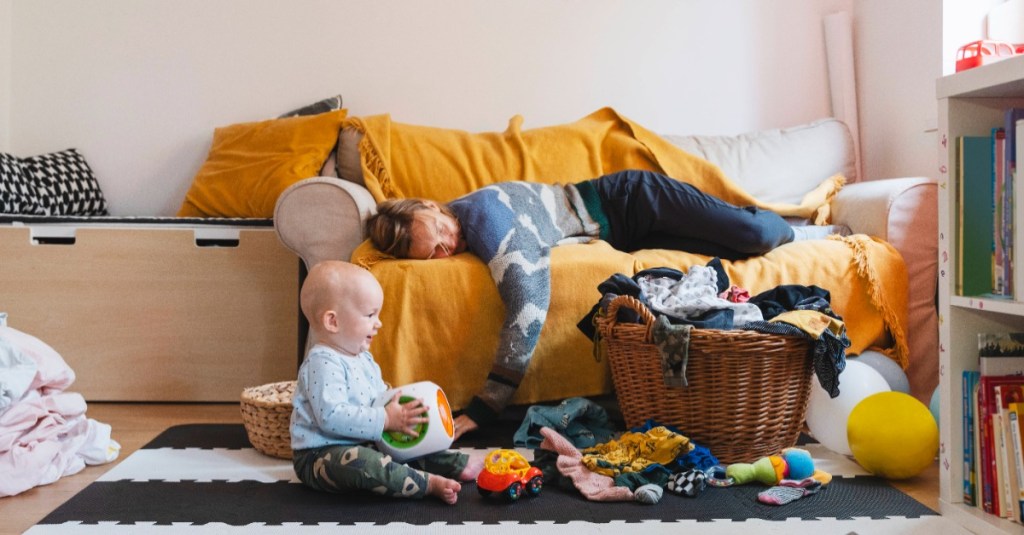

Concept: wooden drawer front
[[1, 226, 299, 401]]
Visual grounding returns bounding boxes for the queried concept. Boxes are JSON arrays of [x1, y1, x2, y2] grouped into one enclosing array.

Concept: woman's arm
[[461, 244, 552, 427]]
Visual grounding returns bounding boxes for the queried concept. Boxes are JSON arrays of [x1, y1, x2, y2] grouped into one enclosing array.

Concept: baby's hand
[[383, 392, 429, 437]]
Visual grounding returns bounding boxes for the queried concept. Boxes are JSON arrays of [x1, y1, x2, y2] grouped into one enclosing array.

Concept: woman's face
[[407, 203, 466, 259]]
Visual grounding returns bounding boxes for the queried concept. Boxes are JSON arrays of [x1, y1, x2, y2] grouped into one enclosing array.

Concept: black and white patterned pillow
[[22, 149, 109, 216], [0, 152, 45, 214], [277, 94, 343, 118]]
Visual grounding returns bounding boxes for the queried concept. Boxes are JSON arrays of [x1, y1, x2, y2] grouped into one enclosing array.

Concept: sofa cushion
[[336, 127, 364, 186], [22, 149, 109, 216], [662, 118, 856, 206], [0, 153, 43, 215], [177, 109, 347, 218], [277, 94, 343, 119]]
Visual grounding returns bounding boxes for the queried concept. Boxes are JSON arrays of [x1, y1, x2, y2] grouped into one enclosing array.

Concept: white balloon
[[854, 350, 910, 394], [805, 360, 891, 455]]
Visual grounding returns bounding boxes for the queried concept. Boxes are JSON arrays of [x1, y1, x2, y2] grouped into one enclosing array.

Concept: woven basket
[[596, 295, 814, 463], [240, 380, 295, 459]]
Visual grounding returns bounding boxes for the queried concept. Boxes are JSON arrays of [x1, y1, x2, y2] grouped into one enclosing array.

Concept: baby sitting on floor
[[289, 260, 482, 504]]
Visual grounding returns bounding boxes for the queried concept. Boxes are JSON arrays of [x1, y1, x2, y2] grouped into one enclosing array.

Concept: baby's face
[[332, 281, 384, 355]]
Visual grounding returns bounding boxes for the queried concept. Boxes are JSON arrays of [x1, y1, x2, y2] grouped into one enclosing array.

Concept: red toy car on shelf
[[476, 449, 543, 501], [956, 40, 1018, 72]]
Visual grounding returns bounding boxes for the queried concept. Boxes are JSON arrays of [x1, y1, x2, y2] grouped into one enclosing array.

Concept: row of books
[[956, 108, 1024, 298], [963, 332, 1024, 521]]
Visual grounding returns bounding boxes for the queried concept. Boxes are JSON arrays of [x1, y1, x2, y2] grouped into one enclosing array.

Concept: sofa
[[273, 110, 938, 413]]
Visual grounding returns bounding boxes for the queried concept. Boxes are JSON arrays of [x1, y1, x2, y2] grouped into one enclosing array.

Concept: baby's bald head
[[300, 261, 380, 330]]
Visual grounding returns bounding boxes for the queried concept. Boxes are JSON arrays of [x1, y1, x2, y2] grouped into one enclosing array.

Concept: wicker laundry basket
[[240, 380, 295, 459], [596, 295, 815, 463]]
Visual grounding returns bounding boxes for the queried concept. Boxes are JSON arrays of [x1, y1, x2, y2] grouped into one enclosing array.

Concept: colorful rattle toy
[[370, 381, 454, 463], [476, 449, 544, 502]]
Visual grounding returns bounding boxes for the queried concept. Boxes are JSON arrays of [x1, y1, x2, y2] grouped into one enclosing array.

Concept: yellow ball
[[847, 391, 938, 479]]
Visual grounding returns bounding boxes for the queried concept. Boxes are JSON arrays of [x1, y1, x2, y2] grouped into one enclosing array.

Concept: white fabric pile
[[0, 324, 120, 497]]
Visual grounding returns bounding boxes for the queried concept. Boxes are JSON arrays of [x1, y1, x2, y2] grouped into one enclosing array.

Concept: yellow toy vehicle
[[476, 449, 543, 501]]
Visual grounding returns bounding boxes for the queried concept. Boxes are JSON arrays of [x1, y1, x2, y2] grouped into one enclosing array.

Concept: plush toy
[[725, 448, 831, 486]]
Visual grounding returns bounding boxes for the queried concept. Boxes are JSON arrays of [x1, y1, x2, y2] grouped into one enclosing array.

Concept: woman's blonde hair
[[365, 198, 457, 258]]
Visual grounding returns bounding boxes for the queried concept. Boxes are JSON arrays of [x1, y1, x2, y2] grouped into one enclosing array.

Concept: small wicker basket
[[240, 380, 295, 459], [596, 295, 815, 463]]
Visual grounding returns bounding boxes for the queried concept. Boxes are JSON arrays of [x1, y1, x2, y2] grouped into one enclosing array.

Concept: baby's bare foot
[[459, 458, 484, 482], [427, 475, 462, 505]]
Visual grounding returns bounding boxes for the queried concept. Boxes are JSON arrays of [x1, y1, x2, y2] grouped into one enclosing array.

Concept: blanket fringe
[[348, 119, 398, 200], [829, 234, 910, 369], [353, 250, 393, 270]]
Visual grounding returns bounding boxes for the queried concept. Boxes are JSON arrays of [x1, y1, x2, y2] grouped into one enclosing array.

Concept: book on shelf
[[1008, 401, 1024, 522], [994, 384, 1024, 518], [979, 332, 1024, 376], [978, 375, 1024, 514], [976, 375, 985, 510], [958, 135, 996, 297], [965, 370, 981, 505], [995, 127, 1009, 297], [1010, 109, 1024, 299]]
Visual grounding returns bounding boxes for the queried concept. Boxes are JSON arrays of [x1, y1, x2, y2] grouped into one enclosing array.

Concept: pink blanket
[[0, 325, 120, 497]]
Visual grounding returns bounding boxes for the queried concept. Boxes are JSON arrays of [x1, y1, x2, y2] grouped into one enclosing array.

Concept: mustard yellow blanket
[[346, 107, 842, 222], [346, 109, 909, 409]]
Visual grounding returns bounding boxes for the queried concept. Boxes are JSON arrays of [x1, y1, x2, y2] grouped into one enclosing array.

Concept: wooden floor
[[2, 402, 940, 535]]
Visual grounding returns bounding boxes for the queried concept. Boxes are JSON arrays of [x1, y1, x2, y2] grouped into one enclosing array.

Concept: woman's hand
[[452, 414, 479, 441], [383, 392, 428, 437]]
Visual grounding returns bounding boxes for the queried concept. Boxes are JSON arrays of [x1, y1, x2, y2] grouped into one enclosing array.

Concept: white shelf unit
[[938, 54, 1024, 534]]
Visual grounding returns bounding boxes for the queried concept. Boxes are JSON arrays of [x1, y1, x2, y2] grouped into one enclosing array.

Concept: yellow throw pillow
[[177, 109, 347, 218]]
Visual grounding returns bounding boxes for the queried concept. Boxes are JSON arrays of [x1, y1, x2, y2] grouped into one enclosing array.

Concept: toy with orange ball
[[846, 391, 939, 479], [371, 381, 455, 463]]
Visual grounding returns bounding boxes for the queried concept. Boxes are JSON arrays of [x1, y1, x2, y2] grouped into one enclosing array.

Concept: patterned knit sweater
[[449, 181, 606, 424]]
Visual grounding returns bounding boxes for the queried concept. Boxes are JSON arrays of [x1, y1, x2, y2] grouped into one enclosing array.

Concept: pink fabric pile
[[0, 325, 120, 497]]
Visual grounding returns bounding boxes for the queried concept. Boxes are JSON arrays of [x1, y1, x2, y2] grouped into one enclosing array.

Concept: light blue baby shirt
[[289, 344, 388, 450]]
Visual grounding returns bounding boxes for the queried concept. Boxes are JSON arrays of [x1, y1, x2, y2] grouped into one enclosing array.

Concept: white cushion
[[662, 118, 856, 205]]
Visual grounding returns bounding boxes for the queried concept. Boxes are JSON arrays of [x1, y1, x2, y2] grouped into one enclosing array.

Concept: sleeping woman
[[364, 168, 842, 439]]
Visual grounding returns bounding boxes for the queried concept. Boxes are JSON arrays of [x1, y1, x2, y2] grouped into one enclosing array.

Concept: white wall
[[0, 0, 11, 152], [854, 0, 942, 183], [8, 0, 853, 216], [942, 0, 1004, 75]]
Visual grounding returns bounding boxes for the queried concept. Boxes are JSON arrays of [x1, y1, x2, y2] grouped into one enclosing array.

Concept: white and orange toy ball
[[372, 381, 455, 463]]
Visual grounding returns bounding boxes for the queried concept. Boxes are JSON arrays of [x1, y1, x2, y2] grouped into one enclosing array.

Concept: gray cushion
[[662, 118, 856, 206]]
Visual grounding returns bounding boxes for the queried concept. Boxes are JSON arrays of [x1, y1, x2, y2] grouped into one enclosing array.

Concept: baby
[[289, 260, 481, 504]]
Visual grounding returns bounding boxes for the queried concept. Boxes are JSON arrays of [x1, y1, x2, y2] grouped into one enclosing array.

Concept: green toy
[[725, 447, 832, 486]]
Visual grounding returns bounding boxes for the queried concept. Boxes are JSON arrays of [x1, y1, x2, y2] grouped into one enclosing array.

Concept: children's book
[[1009, 401, 1024, 522], [979, 375, 1024, 514], [965, 370, 981, 505], [976, 377, 985, 509], [995, 384, 1024, 517], [980, 333, 1024, 376], [959, 135, 996, 296], [995, 127, 1009, 296], [1010, 111, 1024, 298]]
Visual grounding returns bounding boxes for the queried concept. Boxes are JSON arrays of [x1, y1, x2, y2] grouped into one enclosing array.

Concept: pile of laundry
[[515, 398, 832, 506], [578, 260, 851, 398], [0, 319, 120, 497]]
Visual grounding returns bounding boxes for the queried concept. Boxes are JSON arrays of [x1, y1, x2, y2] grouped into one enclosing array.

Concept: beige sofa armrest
[[274, 177, 377, 269], [831, 177, 936, 241], [831, 176, 938, 401]]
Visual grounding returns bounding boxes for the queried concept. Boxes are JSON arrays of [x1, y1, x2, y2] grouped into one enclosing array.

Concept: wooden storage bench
[[0, 216, 299, 402]]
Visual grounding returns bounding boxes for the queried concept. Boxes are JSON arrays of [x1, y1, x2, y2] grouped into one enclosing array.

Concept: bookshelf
[[939, 54, 1024, 534]]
